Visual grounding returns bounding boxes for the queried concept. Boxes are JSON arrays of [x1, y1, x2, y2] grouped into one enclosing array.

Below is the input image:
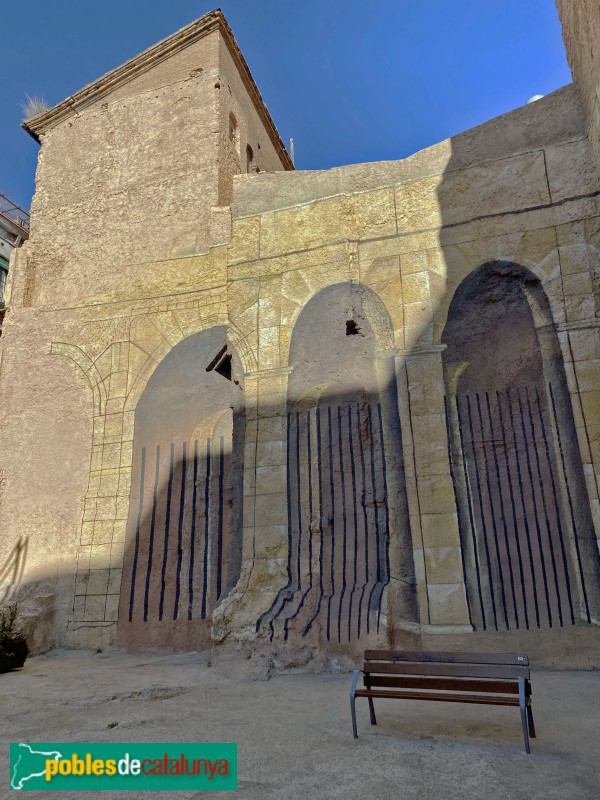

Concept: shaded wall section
[[443, 262, 600, 632], [117, 327, 245, 649], [258, 283, 415, 649]]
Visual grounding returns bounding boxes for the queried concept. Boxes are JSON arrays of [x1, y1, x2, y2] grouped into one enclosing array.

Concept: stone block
[[256, 465, 287, 495], [427, 582, 470, 625], [84, 595, 107, 622], [258, 298, 281, 329], [104, 594, 120, 623], [417, 470, 456, 518], [86, 569, 110, 595], [91, 521, 114, 545], [107, 569, 123, 594], [574, 359, 600, 392], [410, 413, 447, 445], [424, 547, 464, 583], [562, 271, 594, 298], [256, 440, 285, 468], [254, 525, 288, 557], [98, 471, 119, 498], [229, 215, 260, 264], [403, 300, 432, 326], [568, 328, 600, 362], [402, 272, 430, 304], [420, 511, 460, 547], [255, 493, 287, 526]]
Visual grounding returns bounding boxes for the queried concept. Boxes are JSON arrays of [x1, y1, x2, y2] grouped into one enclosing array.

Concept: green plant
[[0, 603, 29, 674], [20, 93, 49, 121]]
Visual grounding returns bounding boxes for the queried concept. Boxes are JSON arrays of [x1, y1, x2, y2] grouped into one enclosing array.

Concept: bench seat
[[350, 650, 535, 752]]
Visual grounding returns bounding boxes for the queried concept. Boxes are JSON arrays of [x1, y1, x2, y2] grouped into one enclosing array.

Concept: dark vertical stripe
[[143, 444, 160, 622], [128, 446, 146, 622], [296, 412, 302, 612], [327, 405, 336, 641], [173, 442, 186, 620], [508, 390, 541, 628], [347, 404, 359, 641], [525, 387, 563, 626], [158, 443, 175, 620], [201, 438, 212, 620], [456, 396, 486, 629], [357, 401, 370, 638], [303, 407, 325, 637], [466, 394, 498, 629], [516, 389, 553, 627], [216, 435, 225, 601], [367, 404, 381, 633], [476, 392, 509, 629], [187, 440, 198, 621], [337, 405, 348, 643], [535, 386, 575, 625], [445, 398, 474, 628], [549, 383, 591, 622], [376, 403, 390, 631], [496, 392, 529, 629], [285, 410, 314, 638], [485, 392, 519, 629]]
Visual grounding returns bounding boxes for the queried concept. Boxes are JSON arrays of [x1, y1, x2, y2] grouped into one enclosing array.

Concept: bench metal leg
[[368, 696, 377, 726], [527, 704, 536, 738], [518, 677, 531, 754], [350, 670, 360, 739]]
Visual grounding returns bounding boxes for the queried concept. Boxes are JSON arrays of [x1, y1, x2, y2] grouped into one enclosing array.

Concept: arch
[[50, 342, 107, 416], [125, 308, 228, 413], [117, 327, 245, 649], [258, 282, 416, 649], [442, 261, 600, 631]]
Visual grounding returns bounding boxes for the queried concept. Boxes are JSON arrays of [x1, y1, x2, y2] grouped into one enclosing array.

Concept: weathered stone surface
[[1, 7, 600, 663]]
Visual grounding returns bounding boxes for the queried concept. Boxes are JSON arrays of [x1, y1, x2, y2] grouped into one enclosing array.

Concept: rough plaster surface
[[1, 650, 600, 800]]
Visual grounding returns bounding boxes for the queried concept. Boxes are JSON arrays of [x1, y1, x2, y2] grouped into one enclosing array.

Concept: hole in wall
[[206, 344, 235, 383]]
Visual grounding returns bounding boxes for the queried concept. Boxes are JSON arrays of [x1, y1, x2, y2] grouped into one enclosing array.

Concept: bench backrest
[[363, 651, 530, 693]]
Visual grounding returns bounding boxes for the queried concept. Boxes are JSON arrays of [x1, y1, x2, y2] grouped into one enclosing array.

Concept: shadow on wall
[[427, 132, 600, 638], [0, 537, 28, 604], [116, 327, 246, 650], [257, 283, 416, 648], [114, 284, 417, 653]]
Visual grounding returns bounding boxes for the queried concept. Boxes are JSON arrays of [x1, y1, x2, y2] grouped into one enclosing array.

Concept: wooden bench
[[350, 650, 536, 753]]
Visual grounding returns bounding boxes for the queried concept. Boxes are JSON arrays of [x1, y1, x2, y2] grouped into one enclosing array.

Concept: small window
[[228, 112, 238, 145], [246, 144, 254, 173]]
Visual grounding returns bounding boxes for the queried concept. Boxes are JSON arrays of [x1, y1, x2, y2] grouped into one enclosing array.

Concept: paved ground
[[2, 648, 599, 799]]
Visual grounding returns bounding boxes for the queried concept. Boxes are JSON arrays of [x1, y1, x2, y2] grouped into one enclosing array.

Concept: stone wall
[[1, 11, 600, 664], [556, 0, 600, 168]]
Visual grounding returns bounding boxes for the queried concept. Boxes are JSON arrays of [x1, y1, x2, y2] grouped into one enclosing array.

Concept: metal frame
[[351, 668, 537, 754]]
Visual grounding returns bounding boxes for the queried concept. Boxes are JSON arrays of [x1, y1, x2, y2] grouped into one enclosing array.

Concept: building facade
[[1, 7, 599, 664], [0, 193, 29, 328]]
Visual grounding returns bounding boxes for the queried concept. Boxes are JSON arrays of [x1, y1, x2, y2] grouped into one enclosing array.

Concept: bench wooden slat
[[354, 689, 522, 707], [365, 675, 529, 695], [363, 661, 530, 680], [364, 650, 529, 666]]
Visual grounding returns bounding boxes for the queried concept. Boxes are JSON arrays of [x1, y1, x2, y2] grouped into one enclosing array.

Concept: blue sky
[[2, 1, 571, 210]]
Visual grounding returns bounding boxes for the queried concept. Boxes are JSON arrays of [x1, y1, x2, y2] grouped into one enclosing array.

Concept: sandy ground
[[2, 648, 599, 799]]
